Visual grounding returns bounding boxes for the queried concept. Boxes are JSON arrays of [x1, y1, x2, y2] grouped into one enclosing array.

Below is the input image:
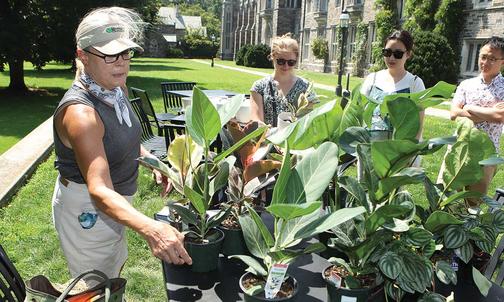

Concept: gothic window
[[307, 0, 312, 12], [331, 26, 338, 61], [319, 0, 328, 11], [335, 0, 341, 7], [266, 0, 272, 9], [463, 40, 483, 74], [346, 25, 357, 61], [303, 29, 311, 59]]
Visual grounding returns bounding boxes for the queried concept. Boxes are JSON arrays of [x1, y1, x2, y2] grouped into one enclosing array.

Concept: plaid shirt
[[452, 73, 504, 150]]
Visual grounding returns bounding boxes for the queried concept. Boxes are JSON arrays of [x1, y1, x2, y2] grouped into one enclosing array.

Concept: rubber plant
[[138, 87, 267, 271], [230, 141, 366, 299]]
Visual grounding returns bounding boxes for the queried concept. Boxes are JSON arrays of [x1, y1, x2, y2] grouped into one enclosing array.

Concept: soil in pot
[[184, 228, 225, 273], [240, 272, 298, 302], [323, 265, 384, 302], [220, 215, 249, 256]]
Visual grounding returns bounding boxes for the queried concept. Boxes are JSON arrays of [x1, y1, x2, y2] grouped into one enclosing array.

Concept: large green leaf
[[387, 97, 420, 140], [398, 252, 432, 293], [479, 156, 504, 166], [338, 176, 369, 212], [473, 267, 492, 297], [167, 203, 198, 226], [245, 203, 274, 247], [186, 87, 221, 146], [418, 136, 457, 155], [444, 225, 468, 249], [365, 205, 410, 235], [356, 144, 378, 198], [209, 156, 235, 197], [435, 260, 457, 285], [266, 202, 321, 221], [267, 100, 342, 149], [206, 206, 232, 230], [382, 81, 456, 111], [371, 140, 424, 178], [379, 251, 403, 279], [378, 168, 425, 198], [183, 185, 206, 215], [293, 206, 366, 241], [439, 191, 482, 208], [442, 119, 495, 191], [339, 96, 363, 136], [229, 255, 268, 277], [493, 210, 504, 232], [339, 126, 370, 155], [403, 227, 433, 247], [455, 242, 474, 264], [424, 211, 464, 234], [217, 94, 245, 127], [238, 212, 269, 259], [271, 143, 291, 205], [286, 142, 339, 204]]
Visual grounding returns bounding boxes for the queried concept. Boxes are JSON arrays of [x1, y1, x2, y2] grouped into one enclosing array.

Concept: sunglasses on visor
[[382, 48, 406, 59], [276, 58, 297, 66]]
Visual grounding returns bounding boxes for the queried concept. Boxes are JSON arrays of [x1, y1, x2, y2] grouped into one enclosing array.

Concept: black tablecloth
[[155, 209, 331, 301]]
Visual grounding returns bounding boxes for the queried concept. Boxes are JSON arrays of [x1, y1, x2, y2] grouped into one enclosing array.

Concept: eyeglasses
[[382, 48, 406, 59], [83, 48, 134, 64], [479, 54, 504, 64], [276, 58, 297, 67]]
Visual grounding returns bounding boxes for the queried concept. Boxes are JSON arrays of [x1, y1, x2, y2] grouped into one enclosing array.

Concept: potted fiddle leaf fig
[[139, 87, 266, 272], [230, 141, 366, 301], [418, 118, 504, 299]]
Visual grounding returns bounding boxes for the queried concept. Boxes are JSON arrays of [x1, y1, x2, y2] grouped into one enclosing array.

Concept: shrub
[[166, 47, 184, 58], [406, 30, 458, 87], [180, 30, 218, 58], [235, 44, 253, 66], [311, 37, 329, 60], [243, 44, 272, 68]]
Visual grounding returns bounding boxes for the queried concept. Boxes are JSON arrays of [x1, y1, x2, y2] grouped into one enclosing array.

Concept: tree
[[0, 0, 160, 92], [178, 2, 222, 39]]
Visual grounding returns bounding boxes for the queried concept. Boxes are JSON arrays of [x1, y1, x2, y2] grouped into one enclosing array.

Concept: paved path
[[192, 59, 451, 120]]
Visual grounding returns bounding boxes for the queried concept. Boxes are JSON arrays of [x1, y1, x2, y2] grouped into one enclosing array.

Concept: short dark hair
[[484, 36, 504, 55], [385, 30, 414, 52]]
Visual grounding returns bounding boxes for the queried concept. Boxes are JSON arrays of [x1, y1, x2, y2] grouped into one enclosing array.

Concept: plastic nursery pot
[[322, 266, 384, 302], [184, 228, 225, 273], [218, 225, 248, 256], [239, 272, 299, 302]]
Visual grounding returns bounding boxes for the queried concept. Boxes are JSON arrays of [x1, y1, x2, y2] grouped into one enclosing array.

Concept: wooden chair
[[0, 245, 25, 302], [160, 82, 196, 114], [130, 97, 169, 161], [130, 87, 178, 136]]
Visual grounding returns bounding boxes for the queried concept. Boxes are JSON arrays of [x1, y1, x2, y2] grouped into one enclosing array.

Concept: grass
[[0, 58, 503, 301]]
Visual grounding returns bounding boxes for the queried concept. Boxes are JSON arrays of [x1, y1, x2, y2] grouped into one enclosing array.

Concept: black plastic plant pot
[[322, 266, 384, 302], [184, 228, 225, 273], [219, 225, 249, 256], [239, 272, 299, 302]]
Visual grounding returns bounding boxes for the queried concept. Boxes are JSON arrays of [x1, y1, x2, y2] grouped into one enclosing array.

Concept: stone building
[[144, 6, 206, 58], [221, 0, 504, 79], [220, 0, 303, 60]]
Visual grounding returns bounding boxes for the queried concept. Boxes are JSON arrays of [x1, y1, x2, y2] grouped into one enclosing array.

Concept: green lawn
[[1, 58, 503, 301]]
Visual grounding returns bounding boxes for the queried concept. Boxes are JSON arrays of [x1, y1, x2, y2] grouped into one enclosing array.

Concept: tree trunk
[[8, 59, 27, 91]]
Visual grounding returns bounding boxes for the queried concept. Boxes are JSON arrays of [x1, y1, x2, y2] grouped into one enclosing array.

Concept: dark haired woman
[[361, 30, 425, 141]]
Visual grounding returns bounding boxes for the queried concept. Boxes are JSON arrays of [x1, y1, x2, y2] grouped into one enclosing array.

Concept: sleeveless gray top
[[53, 84, 142, 196]]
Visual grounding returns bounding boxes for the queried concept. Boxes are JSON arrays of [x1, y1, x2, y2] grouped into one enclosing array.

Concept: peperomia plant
[[230, 141, 366, 296]]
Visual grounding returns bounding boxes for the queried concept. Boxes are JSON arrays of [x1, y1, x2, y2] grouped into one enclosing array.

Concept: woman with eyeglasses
[[250, 33, 317, 126], [361, 30, 426, 141], [52, 7, 191, 282]]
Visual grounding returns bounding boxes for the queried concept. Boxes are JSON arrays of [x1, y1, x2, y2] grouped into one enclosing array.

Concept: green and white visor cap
[[77, 24, 143, 55]]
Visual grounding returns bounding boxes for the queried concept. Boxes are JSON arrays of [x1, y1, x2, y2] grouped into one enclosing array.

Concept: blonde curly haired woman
[[52, 7, 191, 282], [250, 33, 317, 126]]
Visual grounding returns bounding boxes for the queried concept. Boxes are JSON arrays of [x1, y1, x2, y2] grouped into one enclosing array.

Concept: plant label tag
[[341, 296, 357, 302], [451, 257, 459, 272], [328, 271, 342, 288], [265, 263, 289, 299]]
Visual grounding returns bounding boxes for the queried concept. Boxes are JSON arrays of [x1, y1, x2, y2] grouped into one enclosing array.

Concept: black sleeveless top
[[53, 84, 142, 196]]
